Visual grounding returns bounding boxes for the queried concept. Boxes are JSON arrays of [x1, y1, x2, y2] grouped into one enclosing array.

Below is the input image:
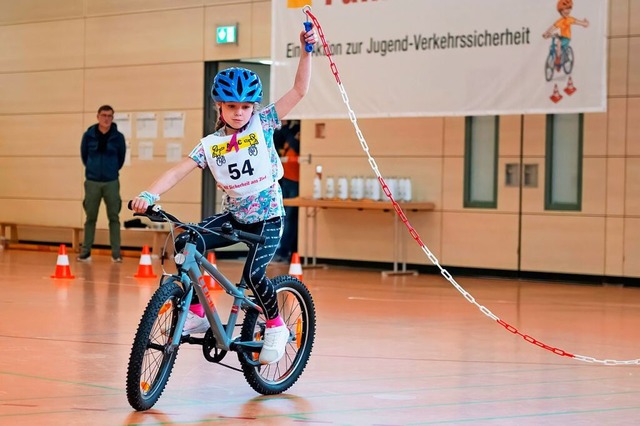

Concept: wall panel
[[0, 70, 84, 114], [0, 0, 84, 25], [624, 217, 640, 277], [583, 112, 607, 156], [85, 9, 204, 67], [0, 158, 82, 200], [441, 157, 463, 211], [522, 114, 546, 156], [628, 37, 640, 96], [86, 0, 204, 16], [520, 215, 605, 275], [0, 114, 83, 156], [582, 158, 607, 216], [0, 20, 84, 72], [499, 115, 522, 157], [628, 97, 640, 155], [443, 116, 465, 156], [608, 37, 628, 97], [610, 0, 630, 37], [631, 0, 640, 34], [0, 200, 82, 227], [626, 158, 640, 215], [607, 98, 627, 156], [605, 217, 624, 277], [84, 63, 203, 111], [251, 1, 271, 58], [607, 157, 626, 215], [441, 212, 519, 270]]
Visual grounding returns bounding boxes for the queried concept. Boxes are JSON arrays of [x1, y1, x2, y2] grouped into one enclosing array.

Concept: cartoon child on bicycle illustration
[[542, 0, 589, 99]]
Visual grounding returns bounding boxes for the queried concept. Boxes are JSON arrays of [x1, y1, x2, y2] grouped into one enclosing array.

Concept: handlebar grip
[[127, 200, 156, 215], [304, 21, 313, 53], [236, 230, 267, 245]]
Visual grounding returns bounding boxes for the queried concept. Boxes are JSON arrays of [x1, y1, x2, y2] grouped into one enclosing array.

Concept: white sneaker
[[182, 311, 209, 335], [259, 324, 289, 364]]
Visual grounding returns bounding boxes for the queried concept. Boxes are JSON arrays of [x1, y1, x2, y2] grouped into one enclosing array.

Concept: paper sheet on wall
[[163, 112, 185, 138], [166, 142, 183, 163], [124, 142, 132, 166], [138, 141, 154, 161], [136, 113, 158, 138], [114, 112, 132, 139]]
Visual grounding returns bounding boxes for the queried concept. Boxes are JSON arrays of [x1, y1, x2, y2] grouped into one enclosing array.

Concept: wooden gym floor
[[1, 248, 640, 425]]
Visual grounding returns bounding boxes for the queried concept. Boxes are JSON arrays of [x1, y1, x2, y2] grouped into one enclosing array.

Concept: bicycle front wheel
[[238, 275, 316, 395], [126, 279, 184, 411], [545, 53, 554, 81]]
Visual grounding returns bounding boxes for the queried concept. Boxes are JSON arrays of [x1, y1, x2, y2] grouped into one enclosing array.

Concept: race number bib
[[201, 116, 278, 197]]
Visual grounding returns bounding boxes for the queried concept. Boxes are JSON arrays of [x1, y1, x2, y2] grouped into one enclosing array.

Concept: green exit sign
[[216, 25, 237, 44]]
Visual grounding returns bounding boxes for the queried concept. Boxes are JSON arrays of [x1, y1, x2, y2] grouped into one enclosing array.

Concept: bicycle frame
[[166, 240, 264, 355], [549, 35, 568, 60]]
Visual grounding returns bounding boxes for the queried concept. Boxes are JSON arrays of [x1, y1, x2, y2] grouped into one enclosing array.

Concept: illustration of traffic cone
[[564, 77, 577, 95], [134, 245, 157, 278], [203, 251, 221, 291], [550, 84, 563, 103], [288, 253, 303, 281], [51, 244, 75, 279]]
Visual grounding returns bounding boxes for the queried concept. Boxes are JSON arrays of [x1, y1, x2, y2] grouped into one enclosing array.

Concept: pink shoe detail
[[266, 315, 285, 328], [189, 303, 205, 317]]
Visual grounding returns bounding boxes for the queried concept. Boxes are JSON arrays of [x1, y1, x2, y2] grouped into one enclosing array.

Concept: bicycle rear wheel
[[238, 275, 316, 395], [563, 46, 574, 75], [126, 279, 184, 410]]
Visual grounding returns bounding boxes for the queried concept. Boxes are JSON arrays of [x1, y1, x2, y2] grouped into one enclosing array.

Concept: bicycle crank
[[202, 329, 227, 363]]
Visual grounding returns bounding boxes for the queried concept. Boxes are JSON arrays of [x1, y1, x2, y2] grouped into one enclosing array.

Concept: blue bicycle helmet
[[211, 67, 263, 103]]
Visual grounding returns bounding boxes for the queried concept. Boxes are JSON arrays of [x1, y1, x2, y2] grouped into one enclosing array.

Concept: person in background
[[78, 105, 127, 263], [273, 119, 295, 154], [274, 123, 300, 263], [131, 26, 316, 364]]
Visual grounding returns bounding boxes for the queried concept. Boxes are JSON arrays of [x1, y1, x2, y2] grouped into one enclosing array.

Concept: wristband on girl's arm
[[138, 191, 160, 204]]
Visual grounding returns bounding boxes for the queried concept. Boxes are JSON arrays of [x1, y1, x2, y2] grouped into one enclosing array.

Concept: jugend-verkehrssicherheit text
[[286, 27, 531, 58]]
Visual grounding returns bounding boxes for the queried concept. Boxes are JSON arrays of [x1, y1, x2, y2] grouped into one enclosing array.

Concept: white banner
[[271, 0, 607, 119]]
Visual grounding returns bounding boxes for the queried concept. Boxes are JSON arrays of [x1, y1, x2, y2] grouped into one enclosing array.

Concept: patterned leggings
[[174, 212, 283, 320]]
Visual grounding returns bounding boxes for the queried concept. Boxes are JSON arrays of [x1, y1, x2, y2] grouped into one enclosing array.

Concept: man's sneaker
[[76, 253, 91, 262], [259, 324, 289, 364], [181, 311, 209, 335], [111, 257, 123, 263]]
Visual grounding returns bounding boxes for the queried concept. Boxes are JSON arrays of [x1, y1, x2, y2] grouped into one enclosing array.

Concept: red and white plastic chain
[[303, 6, 640, 366]]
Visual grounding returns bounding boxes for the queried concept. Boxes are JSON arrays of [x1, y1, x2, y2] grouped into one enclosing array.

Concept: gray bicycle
[[125, 203, 316, 411]]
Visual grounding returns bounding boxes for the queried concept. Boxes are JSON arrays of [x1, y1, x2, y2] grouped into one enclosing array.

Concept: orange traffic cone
[[550, 84, 563, 103], [549, 84, 562, 104], [564, 77, 577, 95], [134, 245, 157, 278], [203, 251, 221, 291], [51, 244, 75, 279], [288, 252, 303, 281]]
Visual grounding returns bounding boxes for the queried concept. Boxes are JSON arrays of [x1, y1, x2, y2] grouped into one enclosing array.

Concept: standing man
[[78, 105, 126, 262]]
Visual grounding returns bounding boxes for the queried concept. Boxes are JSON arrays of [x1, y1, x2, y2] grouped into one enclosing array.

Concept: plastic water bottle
[[350, 176, 364, 200], [313, 165, 322, 199], [337, 176, 349, 200], [325, 176, 335, 199]]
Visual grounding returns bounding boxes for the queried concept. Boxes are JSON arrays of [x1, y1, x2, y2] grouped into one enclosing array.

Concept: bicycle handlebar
[[127, 201, 266, 245]]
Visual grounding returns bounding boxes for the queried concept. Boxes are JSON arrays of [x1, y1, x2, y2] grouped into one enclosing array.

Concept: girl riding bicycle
[[131, 27, 316, 365]]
